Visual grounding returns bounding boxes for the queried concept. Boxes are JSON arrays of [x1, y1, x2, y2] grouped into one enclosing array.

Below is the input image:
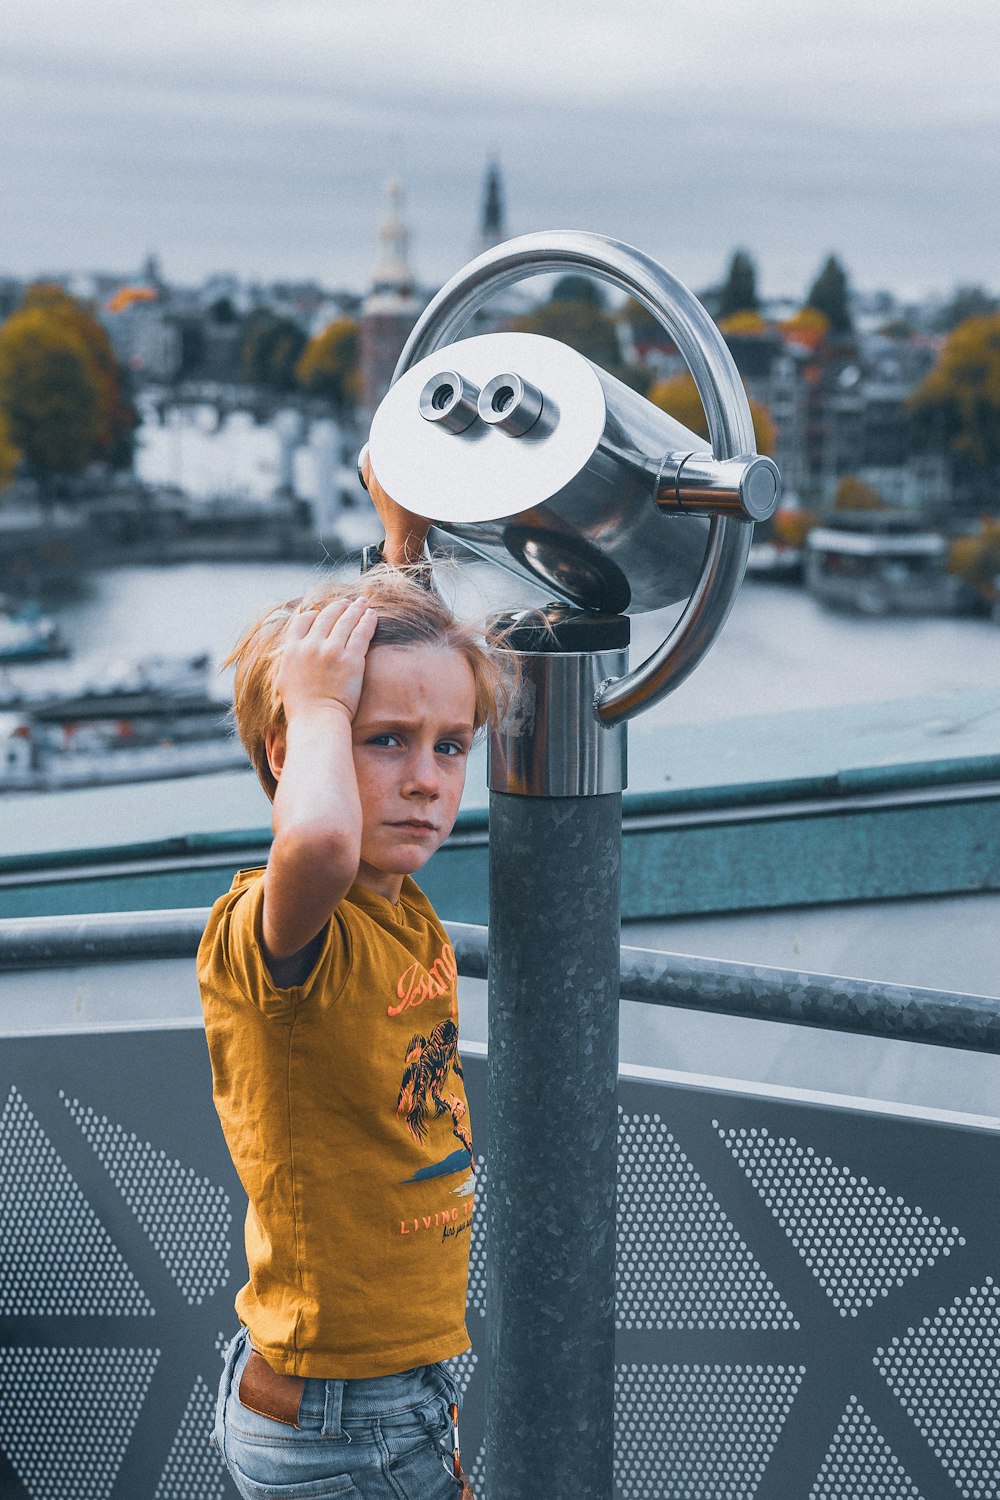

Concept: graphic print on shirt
[[387, 943, 459, 1019], [396, 1017, 474, 1181]]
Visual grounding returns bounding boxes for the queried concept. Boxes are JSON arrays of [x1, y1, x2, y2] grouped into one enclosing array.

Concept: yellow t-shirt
[[197, 867, 475, 1378]]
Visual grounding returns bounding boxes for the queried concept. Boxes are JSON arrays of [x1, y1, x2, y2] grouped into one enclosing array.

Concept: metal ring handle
[[392, 230, 757, 726]]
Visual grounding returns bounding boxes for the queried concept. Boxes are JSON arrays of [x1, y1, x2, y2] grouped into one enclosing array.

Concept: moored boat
[[0, 597, 69, 664], [0, 653, 244, 792], [805, 513, 965, 616]]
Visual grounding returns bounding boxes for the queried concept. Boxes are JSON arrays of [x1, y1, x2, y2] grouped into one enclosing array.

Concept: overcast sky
[[3, 0, 998, 301]]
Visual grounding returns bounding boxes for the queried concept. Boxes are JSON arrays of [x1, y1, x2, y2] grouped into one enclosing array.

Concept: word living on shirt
[[400, 1203, 474, 1243], [387, 942, 458, 1018]]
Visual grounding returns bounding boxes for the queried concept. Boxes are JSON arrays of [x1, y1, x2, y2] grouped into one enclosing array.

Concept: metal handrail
[[1, 910, 997, 1055]]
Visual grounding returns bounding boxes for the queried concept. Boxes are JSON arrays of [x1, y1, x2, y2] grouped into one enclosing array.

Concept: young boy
[[201, 469, 503, 1497]]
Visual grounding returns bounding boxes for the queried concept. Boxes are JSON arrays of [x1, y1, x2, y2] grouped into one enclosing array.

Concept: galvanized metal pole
[[486, 608, 628, 1500]]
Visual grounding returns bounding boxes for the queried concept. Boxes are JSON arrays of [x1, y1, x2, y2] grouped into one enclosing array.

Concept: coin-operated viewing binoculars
[[364, 230, 781, 1500]]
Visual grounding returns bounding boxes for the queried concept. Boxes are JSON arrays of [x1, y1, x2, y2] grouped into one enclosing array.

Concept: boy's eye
[[368, 733, 401, 747], [436, 740, 467, 757]]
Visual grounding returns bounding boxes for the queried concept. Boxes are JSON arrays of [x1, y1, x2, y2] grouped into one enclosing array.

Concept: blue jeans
[[212, 1325, 465, 1499]]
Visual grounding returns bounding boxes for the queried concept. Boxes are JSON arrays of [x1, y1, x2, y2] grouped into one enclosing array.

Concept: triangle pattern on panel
[[618, 1109, 799, 1330], [154, 1374, 228, 1500], [62, 1093, 232, 1306], [809, 1396, 926, 1499], [717, 1124, 965, 1316], [614, 1363, 805, 1499], [875, 1278, 1000, 1500], [0, 1345, 159, 1500], [0, 1086, 154, 1317]]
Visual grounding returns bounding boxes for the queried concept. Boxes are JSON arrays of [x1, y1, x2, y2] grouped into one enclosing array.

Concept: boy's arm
[[262, 597, 378, 977], [360, 448, 430, 566]]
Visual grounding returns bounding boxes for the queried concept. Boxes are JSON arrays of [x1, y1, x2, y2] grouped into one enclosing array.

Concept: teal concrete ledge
[[2, 775, 999, 924], [2, 694, 999, 922]]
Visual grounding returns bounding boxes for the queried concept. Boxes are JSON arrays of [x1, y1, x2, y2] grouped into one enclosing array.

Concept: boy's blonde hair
[[224, 566, 513, 800]]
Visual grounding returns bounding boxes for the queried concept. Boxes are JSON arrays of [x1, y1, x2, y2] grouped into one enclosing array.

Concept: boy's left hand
[[360, 448, 431, 566]]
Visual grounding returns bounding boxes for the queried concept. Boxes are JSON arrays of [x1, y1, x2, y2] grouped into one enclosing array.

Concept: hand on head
[[276, 597, 379, 727]]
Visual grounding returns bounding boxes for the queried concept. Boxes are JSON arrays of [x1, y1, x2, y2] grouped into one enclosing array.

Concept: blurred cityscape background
[[1, 0, 999, 800]]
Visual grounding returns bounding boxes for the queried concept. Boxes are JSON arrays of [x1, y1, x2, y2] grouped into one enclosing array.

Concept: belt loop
[[323, 1377, 346, 1438], [438, 1363, 461, 1411]]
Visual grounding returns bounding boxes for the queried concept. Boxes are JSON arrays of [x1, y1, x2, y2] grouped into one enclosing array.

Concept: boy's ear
[[265, 726, 287, 783]]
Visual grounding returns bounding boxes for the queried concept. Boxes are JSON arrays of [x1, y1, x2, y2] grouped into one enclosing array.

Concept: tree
[[718, 311, 768, 337], [549, 274, 607, 309], [296, 317, 361, 415], [768, 504, 818, 548], [0, 306, 101, 494], [833, 475, 886, 511], [933, 285, 998, 334], [717, 250, 760, 320], [806, 256, 853, 335], [646, 372, 777, 455], [908, 312, 1000, 476], [240, 312, 308, 392], [509, 293, 622, 375], [0, 406, 19, 491], [949, 519, 1000, 602], [209, 295, 239, 325], [780, 306, 830, 351], [618, 296, 664, 342], [20, 283, 139, 468]]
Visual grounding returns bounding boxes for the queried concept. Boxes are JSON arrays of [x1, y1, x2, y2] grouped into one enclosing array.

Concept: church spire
[[478, 159, 506, 253], [373, 176, 414, 295]]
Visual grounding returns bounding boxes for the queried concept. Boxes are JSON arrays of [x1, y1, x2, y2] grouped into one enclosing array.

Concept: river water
[[15, 558, 1000, 730]]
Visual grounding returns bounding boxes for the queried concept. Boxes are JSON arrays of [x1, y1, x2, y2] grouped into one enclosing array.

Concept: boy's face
[[350, 643, 477, 902]]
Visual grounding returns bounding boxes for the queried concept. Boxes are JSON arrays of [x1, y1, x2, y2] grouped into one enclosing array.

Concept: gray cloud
[[2, 0, 998, 296]]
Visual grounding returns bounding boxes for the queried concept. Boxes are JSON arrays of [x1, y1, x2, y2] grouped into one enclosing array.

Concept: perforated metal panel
[[614, 1362, 805, 1498], [874, 1280, 1000, 1500], [810, 1396, 925, 1499], [618, 1110, 799, 1331], [0, 1346, 159, 1498], [62, 1093, 232, 1307], [2, 1028, 999, 1499], [719, 1124, 966, 1317], [152, 1376, 227, 1500], [0, 1086, 154, 1318]]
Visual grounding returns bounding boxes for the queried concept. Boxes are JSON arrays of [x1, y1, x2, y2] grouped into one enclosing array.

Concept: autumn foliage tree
[[718, 311, 768, 337], [296, 317, 361, 416], [908, 312, 1000, 482], [779, 307, 830, 352], [0, 284, 138, 493], [0, 407, 19, 492], [949, 519, 1000, 603], [833, 475, 886, 511], [0, 306, 101, 495], [646, 372, 777, 456]]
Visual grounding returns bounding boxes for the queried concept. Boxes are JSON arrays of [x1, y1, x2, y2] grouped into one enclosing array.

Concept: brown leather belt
[[239, 1348, 306, 1428]]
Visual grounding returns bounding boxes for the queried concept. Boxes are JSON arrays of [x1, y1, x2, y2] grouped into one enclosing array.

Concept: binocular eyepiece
[[418, 370, 546, 438]]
